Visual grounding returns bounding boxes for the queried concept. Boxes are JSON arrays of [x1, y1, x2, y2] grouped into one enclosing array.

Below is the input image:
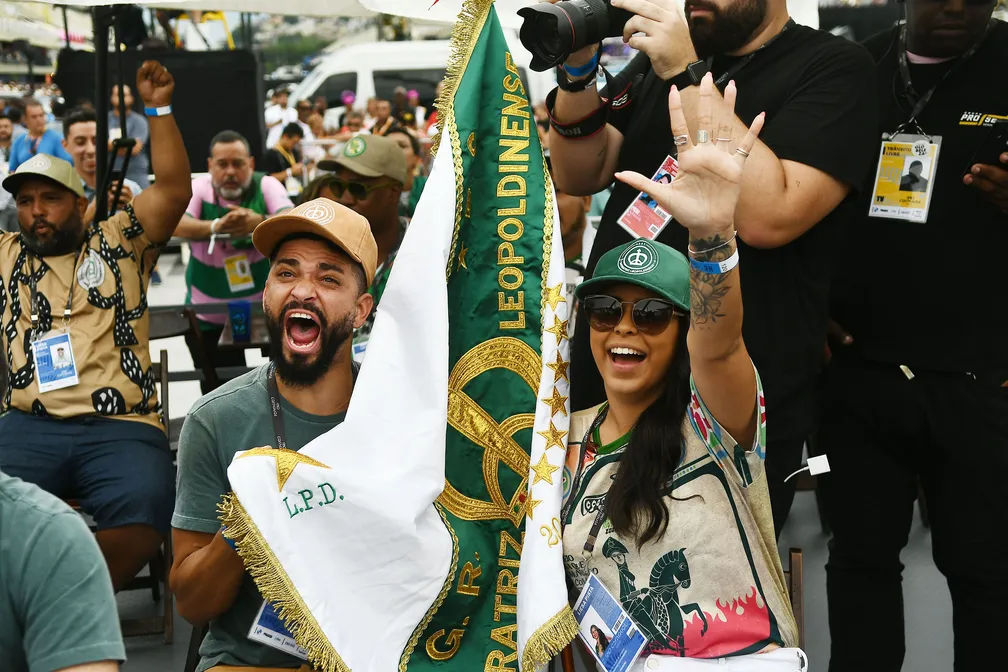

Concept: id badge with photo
[[868, 133, 942, 223], [224, 253, 256, 293], [31, 330, 79, 394], [248, 600, 309, 660], [573, 574, 648, 672], [617, 156, 679, 240]]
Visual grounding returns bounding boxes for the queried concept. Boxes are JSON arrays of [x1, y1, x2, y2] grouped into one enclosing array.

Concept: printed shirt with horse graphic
[[561, 371, 798, 659]]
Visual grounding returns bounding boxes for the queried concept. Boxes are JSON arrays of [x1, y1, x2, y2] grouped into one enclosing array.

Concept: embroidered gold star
[[238, 447, 330, 490], [526, 496, 543, 520], [544, 283, 566, 312], [537, 420, 568, 452], [542, 386, 568, 417], [531, 453, 560, 486], [547, 351, 569, 384], [545, 315, 569, 345], [457, 242, 468, 270]]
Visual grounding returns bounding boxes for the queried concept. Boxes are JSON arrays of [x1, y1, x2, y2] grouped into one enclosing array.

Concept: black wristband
[[556, 66, 598, 93], [670, 60, 710, 89], [545, 88, 608, 140]]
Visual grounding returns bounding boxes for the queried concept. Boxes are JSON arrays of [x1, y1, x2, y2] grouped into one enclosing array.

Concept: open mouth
[[608, 346, 647, 370], [284, 310, 322, 354]]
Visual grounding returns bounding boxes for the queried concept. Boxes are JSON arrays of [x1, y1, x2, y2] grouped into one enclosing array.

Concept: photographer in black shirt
[[547, 0, 878, 533], [820, 2, 1008, 669]]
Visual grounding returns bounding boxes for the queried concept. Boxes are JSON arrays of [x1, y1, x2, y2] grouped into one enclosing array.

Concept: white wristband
[[210, 218, 220, 234], [286, 168, 293, 179]]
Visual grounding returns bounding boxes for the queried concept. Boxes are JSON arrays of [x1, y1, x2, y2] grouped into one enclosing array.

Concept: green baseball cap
[[3, 153, 85, 199], [575, 239, 690, 312], [317, 134, 407, 185]]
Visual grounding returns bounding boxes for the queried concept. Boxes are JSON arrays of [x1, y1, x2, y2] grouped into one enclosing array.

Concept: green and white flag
[[220, 1, 577, 670]]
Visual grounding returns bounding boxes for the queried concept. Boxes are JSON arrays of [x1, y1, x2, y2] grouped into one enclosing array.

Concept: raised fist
[[136, 60, 174, 108]]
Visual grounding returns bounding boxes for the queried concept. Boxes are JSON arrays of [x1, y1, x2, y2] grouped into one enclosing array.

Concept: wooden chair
[[184, 623, 210, 672], [557, 548, 805, 672], [119, 348, 175, 643]]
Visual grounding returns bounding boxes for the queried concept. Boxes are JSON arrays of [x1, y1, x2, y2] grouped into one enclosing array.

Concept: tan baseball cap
[[3, 153, 85, 198], [317, 135, 407, 185], [252, 198, 379, 285]]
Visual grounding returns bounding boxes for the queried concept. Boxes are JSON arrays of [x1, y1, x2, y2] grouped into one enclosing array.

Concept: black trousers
[[184, 324, 247, 395], [817, 352, 1008, 672], [571, 309, 808, 536]]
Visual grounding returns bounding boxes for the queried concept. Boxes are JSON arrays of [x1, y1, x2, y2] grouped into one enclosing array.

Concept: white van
[[287, 33, 555, 118]]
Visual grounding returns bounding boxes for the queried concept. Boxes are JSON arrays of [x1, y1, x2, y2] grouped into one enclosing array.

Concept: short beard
[[20, 214, 86, 256], [686, 0, 768, 59], [214, 175, 253, 202], [265, 302, 356, 388]]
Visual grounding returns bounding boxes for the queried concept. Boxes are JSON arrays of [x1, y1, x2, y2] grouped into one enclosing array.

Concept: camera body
[[518, 0, 634, 71]]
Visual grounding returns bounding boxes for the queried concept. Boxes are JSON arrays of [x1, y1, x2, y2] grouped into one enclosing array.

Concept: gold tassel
[[430, 0, 496, 159], [521, 606, 580, 672], [218, 494, 351, 672], [539, 154, 557, 331]]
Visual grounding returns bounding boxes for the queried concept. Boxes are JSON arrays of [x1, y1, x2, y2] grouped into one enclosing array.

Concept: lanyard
[[27, 245, 87, 334], [266, 363, 289, 449], [273, 144, 297, 169], [896, 21, 991, 124], [713, 18, 795, 88]]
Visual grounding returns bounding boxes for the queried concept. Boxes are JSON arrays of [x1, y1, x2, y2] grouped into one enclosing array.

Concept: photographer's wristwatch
[[670, 60, 709, 89]]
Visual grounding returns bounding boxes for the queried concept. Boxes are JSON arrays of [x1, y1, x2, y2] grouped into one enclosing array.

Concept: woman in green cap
[[562, 75, 805, 671]]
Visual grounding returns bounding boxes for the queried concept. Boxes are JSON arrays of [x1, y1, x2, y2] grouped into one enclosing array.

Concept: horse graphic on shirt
[[602, 538, 708, 656]]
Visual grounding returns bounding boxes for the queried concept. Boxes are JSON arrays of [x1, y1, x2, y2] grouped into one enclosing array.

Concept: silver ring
[[673, 134, 689, 146], [735, 147, 750, 158], [716, 136, 733, 143], [696, 129, 709, 144]]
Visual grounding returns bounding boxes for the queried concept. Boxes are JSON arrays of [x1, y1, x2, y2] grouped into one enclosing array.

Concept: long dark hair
[[604, 314, 692, 548]]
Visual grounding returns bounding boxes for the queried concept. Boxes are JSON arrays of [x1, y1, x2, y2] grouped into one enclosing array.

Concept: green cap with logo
[[317, 134, 407, 185], [575, 239, 691, 312], [2, 153, 85, 199]]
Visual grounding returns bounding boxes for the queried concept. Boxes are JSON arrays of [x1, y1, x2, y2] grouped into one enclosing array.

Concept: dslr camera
[[518, 0, 633, 71]]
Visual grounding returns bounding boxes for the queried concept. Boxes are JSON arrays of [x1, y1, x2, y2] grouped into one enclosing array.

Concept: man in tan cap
[[171, 198, 377, 670], [0, 61, 192, 593], [317, 134, 406, 357]]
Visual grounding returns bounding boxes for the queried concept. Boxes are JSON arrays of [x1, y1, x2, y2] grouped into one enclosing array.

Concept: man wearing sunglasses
[[821, 1, 1008, 670], [317, 135, 407, 360]]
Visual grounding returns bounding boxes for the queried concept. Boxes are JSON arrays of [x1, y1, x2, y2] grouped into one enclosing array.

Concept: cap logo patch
[[298, 200, 337, 224], [344, 137, 367, 158], [22, 154, 52, 172], [618, 240, 659, 275]]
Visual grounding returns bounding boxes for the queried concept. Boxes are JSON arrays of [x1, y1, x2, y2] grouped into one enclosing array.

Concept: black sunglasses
[[582, 295, 682, 335], [326, 177, 387, 201]]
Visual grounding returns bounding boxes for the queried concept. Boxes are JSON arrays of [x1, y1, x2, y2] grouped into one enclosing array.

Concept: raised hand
[[136, 60, 174, 108], [615, 73, 763, 237]]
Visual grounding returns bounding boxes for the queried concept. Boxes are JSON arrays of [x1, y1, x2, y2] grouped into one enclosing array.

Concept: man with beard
[[171, 198, 375, 671], [175, 130, 294, 393], [61, 106, 142, 224], [0, 113, 13, 164], [547, 0, 878, 532], [0, 61, 191, 591]]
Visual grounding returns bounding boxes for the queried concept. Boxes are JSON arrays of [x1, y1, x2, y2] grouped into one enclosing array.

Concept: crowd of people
[[0, 0, 1006, 670]]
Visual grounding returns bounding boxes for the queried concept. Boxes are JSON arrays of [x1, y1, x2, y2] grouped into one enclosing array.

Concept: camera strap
[[712, 18, 795, 88]]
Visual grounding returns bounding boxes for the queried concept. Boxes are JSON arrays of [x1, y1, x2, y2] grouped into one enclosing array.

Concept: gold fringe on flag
[[219, 493, 349, 672], [521, 606, 580, 672], [429, 0, 495, 159]]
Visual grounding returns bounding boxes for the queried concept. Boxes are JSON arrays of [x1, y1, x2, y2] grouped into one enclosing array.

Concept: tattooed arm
[[685, 229, 757, 447], [615, 76, 763, 446]]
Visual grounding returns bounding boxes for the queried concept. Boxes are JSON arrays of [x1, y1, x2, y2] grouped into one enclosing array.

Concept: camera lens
[[518, 0, 633, 71]]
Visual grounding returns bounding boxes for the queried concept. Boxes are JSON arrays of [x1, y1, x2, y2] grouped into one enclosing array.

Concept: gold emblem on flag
[[441, 336, 540, 527]]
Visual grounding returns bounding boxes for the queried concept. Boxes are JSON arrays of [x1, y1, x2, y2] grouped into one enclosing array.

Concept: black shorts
[[0, 410, 174, 533]]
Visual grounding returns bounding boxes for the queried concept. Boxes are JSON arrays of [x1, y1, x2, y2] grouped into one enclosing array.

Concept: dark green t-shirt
[[0, 470, 125, 672], [173, 364, 346, 671]]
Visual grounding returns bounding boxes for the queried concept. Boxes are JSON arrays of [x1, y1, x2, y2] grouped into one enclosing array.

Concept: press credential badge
[[248, 600, 309, 660], [31, 330, 79, 393], [574, 574, 648, 672], [224, 253, 256, 293], [869, 133, 942, 223], [617, 155, 679, 240]]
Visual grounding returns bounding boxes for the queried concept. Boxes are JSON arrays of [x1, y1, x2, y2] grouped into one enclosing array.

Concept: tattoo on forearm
[[689, 233, 735, 326]]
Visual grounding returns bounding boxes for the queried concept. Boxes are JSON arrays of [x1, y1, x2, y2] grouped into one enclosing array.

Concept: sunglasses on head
[[326, 177, 387, 201], [582, 295, 683, 335]]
